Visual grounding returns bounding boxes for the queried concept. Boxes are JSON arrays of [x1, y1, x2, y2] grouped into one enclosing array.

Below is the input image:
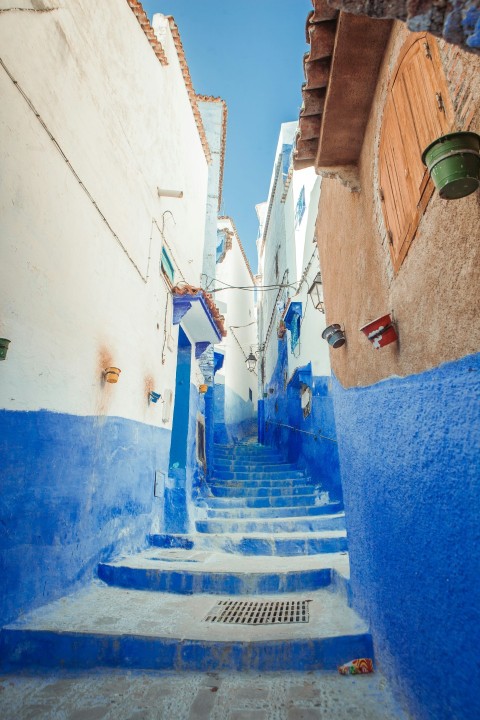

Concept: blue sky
[[142, 0, 311, 271]]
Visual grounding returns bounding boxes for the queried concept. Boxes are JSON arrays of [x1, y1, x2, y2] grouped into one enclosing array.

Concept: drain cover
[[203, 599, 311, 625]]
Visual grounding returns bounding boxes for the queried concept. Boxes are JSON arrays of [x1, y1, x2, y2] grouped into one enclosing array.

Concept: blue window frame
[[161, 247, 175, 284], [295, 186, 306, 228]]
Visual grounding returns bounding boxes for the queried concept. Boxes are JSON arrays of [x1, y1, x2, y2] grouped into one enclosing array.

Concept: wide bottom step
[[1, 585, 371, 672]]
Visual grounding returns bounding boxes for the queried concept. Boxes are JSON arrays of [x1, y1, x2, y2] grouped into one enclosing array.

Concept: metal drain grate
[[203, 599, 311, 625]]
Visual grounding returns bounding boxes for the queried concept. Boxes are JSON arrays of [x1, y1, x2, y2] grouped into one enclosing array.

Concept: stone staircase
[[0, 440, 373, 673]]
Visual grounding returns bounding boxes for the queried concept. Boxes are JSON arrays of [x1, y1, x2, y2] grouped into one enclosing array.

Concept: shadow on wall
[[213, 383, 258, 445], [261, 339, 342, 501], [332, 352, 480, 720]]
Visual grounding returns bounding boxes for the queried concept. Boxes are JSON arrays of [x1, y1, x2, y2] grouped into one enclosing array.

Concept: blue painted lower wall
[[0, 410, 171, 627], [332, 353, 480, 720], [214, 384, 257, 444], [262, 340, 342, 499]]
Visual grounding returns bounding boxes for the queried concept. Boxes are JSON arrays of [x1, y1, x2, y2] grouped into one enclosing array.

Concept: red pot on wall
[[360, 314, 398, 349]]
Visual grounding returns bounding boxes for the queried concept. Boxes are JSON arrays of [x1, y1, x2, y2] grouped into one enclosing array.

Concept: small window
[[249, 388, 253, 402], [301, 385, 312, 419], [294, 186, 306, 228], [196, 416, 206, 467], [379, 34, 453, 272], [161, 247, 175, 285]]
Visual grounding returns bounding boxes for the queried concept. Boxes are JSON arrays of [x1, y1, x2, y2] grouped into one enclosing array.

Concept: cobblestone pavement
[[0, 669, 408, 720]]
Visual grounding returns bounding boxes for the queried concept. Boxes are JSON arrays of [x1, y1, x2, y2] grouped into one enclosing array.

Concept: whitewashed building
[[256, 122, 342, 499], [212, 217, 258, 443], [0, 1, 224, 625]]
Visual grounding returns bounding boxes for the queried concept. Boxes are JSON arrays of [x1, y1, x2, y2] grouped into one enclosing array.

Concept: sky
[[143, 0, 312, 271]]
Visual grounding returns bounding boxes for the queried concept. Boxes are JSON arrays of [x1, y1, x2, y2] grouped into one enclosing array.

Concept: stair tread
[[3, 584, 365, 643], [100, 548, 350, 576]]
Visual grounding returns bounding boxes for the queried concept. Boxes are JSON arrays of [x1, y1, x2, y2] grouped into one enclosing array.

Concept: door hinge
[[436, 92, 445, 113], [379, 187, 384, 201], [387, 230, 393, 245], [424, 41, 432, 60]]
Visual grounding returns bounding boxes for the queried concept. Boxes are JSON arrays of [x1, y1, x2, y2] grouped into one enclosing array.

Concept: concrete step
[[213, 461, 298, 472], [150, 532, 348, 556], [205, 502, 343, 520], [196, 513, 346, 535], [212, 471, 307, 481], [214, 447, 283, 459], [210, 476, 309, 488], [0, 584, 370, 672], [208, 484, 315, 498], [98, 548, 350, 595], [202, 493, 320, 509]]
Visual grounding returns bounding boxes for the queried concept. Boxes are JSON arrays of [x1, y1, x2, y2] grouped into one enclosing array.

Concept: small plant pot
[[0, 338, 11, 361], [422, 131, 480, 200], [199, 384, 208, 394], [370, 324, 398, 349], [360, 314, 398, 349], [277, 322, 286, 339], [322, 324, 346, 349], [149, 391, 161, 404], [104, 367, 121, 383]]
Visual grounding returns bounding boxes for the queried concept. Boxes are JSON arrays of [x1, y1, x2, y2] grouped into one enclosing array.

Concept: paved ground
[[0, 668, 409, 720]]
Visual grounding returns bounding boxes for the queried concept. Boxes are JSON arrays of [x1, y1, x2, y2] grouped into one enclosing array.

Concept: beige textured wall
[[317, 23, 480, 388]]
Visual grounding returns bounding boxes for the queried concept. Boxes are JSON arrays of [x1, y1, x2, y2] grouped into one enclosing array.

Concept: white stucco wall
[[256, 123, 331, 389], [215, 218, 258, 428], [284, 170, 331, 378], [0, 1, 209, 429]]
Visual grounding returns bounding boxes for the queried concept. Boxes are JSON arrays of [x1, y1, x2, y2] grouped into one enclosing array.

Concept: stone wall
[[327, 0, 480, 52]]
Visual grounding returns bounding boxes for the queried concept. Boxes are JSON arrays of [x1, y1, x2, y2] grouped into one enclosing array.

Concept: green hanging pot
[[0, 338, 10, 361], [422, 131, 480, 200]]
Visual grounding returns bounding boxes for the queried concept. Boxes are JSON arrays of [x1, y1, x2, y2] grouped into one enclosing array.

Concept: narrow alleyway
[[0, 439, 407, 718]]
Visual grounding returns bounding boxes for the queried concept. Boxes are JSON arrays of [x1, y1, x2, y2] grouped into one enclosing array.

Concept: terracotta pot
[[199, 384, 208, 394], [104, 367, 121, 383]]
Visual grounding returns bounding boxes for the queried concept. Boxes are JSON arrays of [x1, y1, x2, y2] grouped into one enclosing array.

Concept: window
[[196, 416, 206, 467], [301, 385, 312, 419], [379, 34, 453, 272], [249, 388, 253, 402], [294, 186, 306, 228], [161, 247, 175, 285]]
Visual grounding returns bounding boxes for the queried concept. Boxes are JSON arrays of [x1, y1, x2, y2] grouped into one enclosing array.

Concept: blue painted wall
[[332, 353, 480, 720], [0, 410, 170, 627], [169, 328, 192, 469], [214, 383, 257, 444], [262, 339, 342, 499]]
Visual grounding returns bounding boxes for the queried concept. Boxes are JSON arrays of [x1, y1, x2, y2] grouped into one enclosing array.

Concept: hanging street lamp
[[308, 272, 325, 313], [245, 352, 257, 372]]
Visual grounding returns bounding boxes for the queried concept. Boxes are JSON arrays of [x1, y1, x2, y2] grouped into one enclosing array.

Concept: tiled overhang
[[172, 285, 226, 353], [293, 0, 392, 173]]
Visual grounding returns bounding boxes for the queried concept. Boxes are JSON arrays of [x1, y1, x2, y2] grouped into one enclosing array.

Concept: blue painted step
[[150, 533, 348, 556], [210, 477, 309, 488], [98, 560, 332, 595], [208, 484, 316, 498], [205, 502, 343, 519], [196, 514, 345, 534], [202, 494, 319, 509], [0, 626, 371, 673], [212, 471, 307, 481], [213, 462, 298, 472]]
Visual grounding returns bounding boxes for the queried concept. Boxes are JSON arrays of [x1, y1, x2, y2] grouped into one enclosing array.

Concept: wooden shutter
[[380, 34, 453, 272]]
